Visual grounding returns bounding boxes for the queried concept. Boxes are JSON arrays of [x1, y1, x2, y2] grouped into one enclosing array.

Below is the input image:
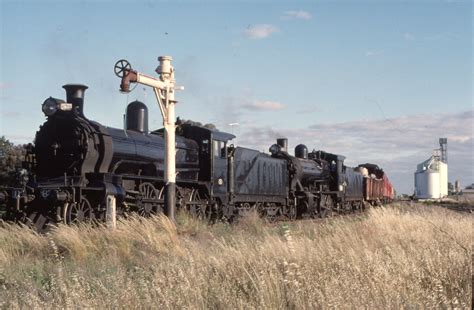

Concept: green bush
[[0, 136, 27, 186]]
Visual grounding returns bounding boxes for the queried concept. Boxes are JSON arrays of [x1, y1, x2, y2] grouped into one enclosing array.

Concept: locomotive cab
[[309, 150, 346, 197], [177, 124, 235, 201]]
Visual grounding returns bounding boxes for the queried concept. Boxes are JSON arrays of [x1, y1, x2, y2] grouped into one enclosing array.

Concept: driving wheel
[[138, 182, 159, 217], [66, 196, 94, 224]]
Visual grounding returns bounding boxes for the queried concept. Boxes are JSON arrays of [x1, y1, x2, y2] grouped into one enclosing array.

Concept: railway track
[[442, 203, 474, 214], [243, 203, 374, 227]]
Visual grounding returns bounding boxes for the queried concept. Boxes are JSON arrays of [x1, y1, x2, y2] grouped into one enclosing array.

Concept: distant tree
[[0, 136, 27, 186], [0, 136, 13, 158]]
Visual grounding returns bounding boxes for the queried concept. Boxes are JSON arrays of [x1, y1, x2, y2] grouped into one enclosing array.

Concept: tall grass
[[0, 203, 471, 308]]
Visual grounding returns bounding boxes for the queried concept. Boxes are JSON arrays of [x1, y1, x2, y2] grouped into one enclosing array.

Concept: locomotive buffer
[[114, 57, 182, 221]]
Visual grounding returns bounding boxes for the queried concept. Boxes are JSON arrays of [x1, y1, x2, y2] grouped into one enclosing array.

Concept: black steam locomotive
[[0, 84, 392, 229]]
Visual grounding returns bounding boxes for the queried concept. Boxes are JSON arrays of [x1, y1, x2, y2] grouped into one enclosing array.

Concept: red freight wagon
[[382, 174, 394, 202], [363, 177, 383, 204], [359, 163, 394, 205]]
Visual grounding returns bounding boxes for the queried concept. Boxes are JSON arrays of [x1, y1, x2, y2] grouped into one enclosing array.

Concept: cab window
[[221, 142, 227, 158], [213, 140, 226, 158], [202, 139, 209, 153]]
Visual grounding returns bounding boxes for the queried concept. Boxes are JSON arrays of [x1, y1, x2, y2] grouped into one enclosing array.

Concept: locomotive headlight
[[42, 97, 59, 116], [269, 144, 281, 155], [42, 97, 71, 116]]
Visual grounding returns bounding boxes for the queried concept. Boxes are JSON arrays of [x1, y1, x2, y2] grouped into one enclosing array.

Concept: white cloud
[[237, 110, 473, 195], [243, 100, 286, 111], [1, 111, 21, 117], [243, 24, 279, 39], [424, 32, 460, 41], [449, 135, 471, 143], [281, 10, 312, 20], [365, 51, 379, 57], [297, 106, 322, 114], [403, 32, 415, 41]]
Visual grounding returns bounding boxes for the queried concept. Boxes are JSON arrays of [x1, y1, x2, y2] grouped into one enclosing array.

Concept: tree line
[[0, 136, 26, 186]]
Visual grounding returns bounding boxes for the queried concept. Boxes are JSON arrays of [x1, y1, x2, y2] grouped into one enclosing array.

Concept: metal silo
[[414, 138, 449, 199], [438, 161, 448, 197], [414, 158, 441, 199]]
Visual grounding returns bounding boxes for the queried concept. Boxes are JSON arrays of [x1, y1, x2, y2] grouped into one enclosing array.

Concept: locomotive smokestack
[[63, 84, 88, 116], [277, 138, 288, 153]]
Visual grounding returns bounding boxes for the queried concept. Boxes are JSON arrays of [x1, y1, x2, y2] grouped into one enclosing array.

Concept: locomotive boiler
[[35, 84, 199, 180]]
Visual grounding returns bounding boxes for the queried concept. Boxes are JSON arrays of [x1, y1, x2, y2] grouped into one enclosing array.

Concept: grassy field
[[0, 202, 471, 308]]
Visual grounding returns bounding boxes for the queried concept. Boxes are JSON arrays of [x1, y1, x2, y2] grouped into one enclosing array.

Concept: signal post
[[114, 56, 181, 221]]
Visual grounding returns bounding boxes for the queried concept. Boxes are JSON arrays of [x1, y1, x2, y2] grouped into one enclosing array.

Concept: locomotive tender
[[0, 84, 394, 229]]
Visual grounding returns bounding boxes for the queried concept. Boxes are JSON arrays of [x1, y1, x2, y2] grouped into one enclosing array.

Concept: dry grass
[[0, 202, 471, 308]]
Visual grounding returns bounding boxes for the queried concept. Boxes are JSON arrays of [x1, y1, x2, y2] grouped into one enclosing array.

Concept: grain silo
[[414, 138, 448, 199]]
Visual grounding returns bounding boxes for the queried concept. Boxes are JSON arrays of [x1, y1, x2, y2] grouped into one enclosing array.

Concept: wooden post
[[106, 195, 116, 229]]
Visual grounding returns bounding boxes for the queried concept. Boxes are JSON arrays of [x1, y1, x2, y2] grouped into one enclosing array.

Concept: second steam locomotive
[[0, 84, 394, 229]]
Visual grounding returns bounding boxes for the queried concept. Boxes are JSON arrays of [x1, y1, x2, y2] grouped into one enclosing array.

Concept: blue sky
[[0, 0, 472, 194]]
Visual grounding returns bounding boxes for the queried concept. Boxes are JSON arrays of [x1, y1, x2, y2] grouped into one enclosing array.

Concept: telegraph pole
[[228, 122, 239, 135], [114, 56, 181, 221]]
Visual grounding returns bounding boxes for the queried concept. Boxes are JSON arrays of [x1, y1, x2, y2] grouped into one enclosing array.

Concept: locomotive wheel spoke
[[263, 203, 279, 223], [155, 187, 165, 214], [265, 211, 278, 223], [319, 195, 334, 218], [138, 182, 159, 217], [288, 204, 297, 221], [176, 188, 191, 210], [189, 191, 210, 221], [67, 196, 93, 224]]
